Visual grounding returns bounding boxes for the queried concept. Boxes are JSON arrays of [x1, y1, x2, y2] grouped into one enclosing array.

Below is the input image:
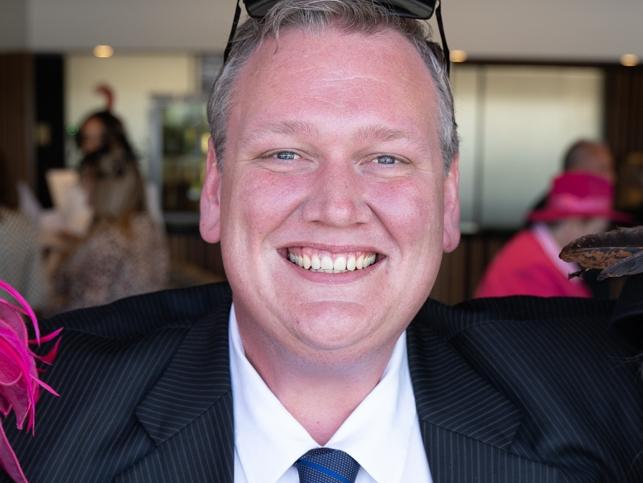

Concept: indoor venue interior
[[2, 0, 643, 308]]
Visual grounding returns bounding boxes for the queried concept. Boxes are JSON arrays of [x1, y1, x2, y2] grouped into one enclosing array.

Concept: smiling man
[[3, 1, 643, 482], [199, 5, 459, 456]]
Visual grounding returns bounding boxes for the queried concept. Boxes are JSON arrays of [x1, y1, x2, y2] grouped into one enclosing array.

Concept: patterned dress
[[53, 214, 168, 312], [0, 208, 48, 309]]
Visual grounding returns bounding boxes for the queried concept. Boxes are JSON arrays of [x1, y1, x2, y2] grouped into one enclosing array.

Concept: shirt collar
[[229, 304, 417, 483], [229, 305, 314, 483], [325, 321, 417, 483]]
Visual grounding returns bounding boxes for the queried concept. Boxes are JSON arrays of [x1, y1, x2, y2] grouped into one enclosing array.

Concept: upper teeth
[[288, 250, 377, 273]]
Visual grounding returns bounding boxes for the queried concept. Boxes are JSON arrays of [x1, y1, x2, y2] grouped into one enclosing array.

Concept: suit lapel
[[407, 301, 560, 483], [115, 294, 234, 482]]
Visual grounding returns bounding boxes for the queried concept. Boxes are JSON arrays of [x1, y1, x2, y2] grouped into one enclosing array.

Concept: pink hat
[[528, 171, 631, 223]]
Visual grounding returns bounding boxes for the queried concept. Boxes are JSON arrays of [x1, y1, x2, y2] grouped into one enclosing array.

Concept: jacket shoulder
[[45, 282, 232, 339], [409, 295, 635, 381], [415, 295, 615, 339], [409, 296, 643, 482]]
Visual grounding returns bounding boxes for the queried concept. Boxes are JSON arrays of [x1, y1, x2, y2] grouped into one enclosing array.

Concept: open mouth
[[286, 247, 380, 273]]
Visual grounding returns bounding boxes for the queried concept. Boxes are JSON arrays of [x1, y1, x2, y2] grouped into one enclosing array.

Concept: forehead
[[228, 26, 438, 140]]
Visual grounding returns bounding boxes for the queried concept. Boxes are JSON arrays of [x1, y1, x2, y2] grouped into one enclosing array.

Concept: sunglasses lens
[[244, 0, 276, 18], [244, 0, 437, 20], [379, 0, 436, 19]]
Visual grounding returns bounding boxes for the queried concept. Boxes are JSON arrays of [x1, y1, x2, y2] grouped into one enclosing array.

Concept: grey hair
[[207, 0, 459, 171]]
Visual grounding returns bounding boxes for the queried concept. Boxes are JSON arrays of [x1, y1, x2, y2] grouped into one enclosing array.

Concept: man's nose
[[301, 162, 371, 227]]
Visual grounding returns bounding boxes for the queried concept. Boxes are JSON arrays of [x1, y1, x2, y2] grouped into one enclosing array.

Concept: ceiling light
[[620, 53, 639, 67], [450, 49, 468, 63], [93, 44, 114, 59]]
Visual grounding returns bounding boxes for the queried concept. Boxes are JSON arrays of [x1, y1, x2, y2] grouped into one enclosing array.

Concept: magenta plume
[[0, 280, 61, 483]]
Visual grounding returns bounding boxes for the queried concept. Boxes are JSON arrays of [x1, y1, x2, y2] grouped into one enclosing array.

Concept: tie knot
[[295, 448, 360, 483]]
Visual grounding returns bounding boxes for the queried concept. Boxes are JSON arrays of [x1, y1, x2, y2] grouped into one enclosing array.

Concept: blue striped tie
[[295, 448, 360, 483]]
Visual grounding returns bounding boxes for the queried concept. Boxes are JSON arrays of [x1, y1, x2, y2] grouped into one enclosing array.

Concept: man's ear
[[200, 137, 222, 243], [442, 154, 461, 253]]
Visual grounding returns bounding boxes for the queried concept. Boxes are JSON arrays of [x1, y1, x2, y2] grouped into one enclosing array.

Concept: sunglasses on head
[[223, 0, 450, 74]]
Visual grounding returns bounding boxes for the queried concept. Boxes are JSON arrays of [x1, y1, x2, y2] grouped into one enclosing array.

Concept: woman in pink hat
[[476, 172, 630, 298]]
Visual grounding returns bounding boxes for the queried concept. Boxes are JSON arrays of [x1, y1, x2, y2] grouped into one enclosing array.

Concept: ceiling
[[2, 0, 642, 62]]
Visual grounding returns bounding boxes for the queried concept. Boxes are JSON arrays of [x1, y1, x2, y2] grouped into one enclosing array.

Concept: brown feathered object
[[560, 225, 643, 280]]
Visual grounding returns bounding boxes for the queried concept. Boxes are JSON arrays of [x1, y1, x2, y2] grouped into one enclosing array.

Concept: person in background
[[49, 147, 168, 312], [554, 140, 616, 298], [75, 109, 136, 158], [0, 153, 49, 311], [562, 139, 615, 181], [73, 108, 164, 226], [476, 171, 630, 298], [526, 139, 615, 218], [0, 208, 48, 310]]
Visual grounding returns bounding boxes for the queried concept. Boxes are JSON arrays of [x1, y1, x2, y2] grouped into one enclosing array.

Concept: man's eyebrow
[[354, 125, 413, 143], [240, 121, 319, 144], [239, 121, 417, 146]]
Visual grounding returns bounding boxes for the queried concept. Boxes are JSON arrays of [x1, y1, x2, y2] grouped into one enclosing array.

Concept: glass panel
[[481, 66, 603, 228], [451, 65, 481, 232], [452, 65, 603, 229], [150, 96, 209, 213]]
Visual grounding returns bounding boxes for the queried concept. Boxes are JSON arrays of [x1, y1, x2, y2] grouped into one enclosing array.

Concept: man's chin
[[288, 300, 379, 350]]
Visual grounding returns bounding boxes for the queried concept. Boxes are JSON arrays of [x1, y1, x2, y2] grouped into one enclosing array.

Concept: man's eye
[[373, 155, 398, 165], [273, 151, 299, 160]]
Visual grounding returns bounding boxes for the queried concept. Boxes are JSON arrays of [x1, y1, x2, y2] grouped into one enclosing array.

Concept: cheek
[[367, 176, 446, 304], [220, 170, 307, 240], [367, 177, 444, 244]]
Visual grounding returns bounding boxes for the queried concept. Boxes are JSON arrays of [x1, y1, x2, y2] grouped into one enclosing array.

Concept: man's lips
[[285, 247, 379, 273]]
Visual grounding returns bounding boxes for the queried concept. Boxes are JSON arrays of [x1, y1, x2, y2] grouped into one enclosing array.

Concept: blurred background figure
[[476, 172, 630, 298], [49, 144, 169, 313], [526, 140, 615, 218], [72, 94, 163, 225], [562, 140, 615, 181], [0, 152, 49, 311], [75, 109, 137, 158]]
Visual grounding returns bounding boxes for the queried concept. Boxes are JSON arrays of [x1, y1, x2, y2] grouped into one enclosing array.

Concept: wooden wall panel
[[0, 53, 34, 208], [604, 66, 643, 214], [34, 54, 65, 208], [432, 231, 511, 305], [605, 66, 643, 160]]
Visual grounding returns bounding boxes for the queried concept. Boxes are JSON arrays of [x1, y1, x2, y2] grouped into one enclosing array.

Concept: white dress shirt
[[229, 305, 432, 483]]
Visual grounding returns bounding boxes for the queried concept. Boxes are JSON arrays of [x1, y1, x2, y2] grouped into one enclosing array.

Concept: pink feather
[[0, 280, 61, 483]]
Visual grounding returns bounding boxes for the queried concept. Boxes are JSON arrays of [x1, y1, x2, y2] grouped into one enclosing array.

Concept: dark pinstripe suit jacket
[[3, 283, 642, 482]]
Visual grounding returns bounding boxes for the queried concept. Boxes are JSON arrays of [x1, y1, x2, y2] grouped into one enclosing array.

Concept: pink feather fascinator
[[0, 280, 61, 483]]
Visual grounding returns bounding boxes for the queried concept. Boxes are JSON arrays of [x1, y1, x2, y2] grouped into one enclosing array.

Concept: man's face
[[201, 26, 460, 366]]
